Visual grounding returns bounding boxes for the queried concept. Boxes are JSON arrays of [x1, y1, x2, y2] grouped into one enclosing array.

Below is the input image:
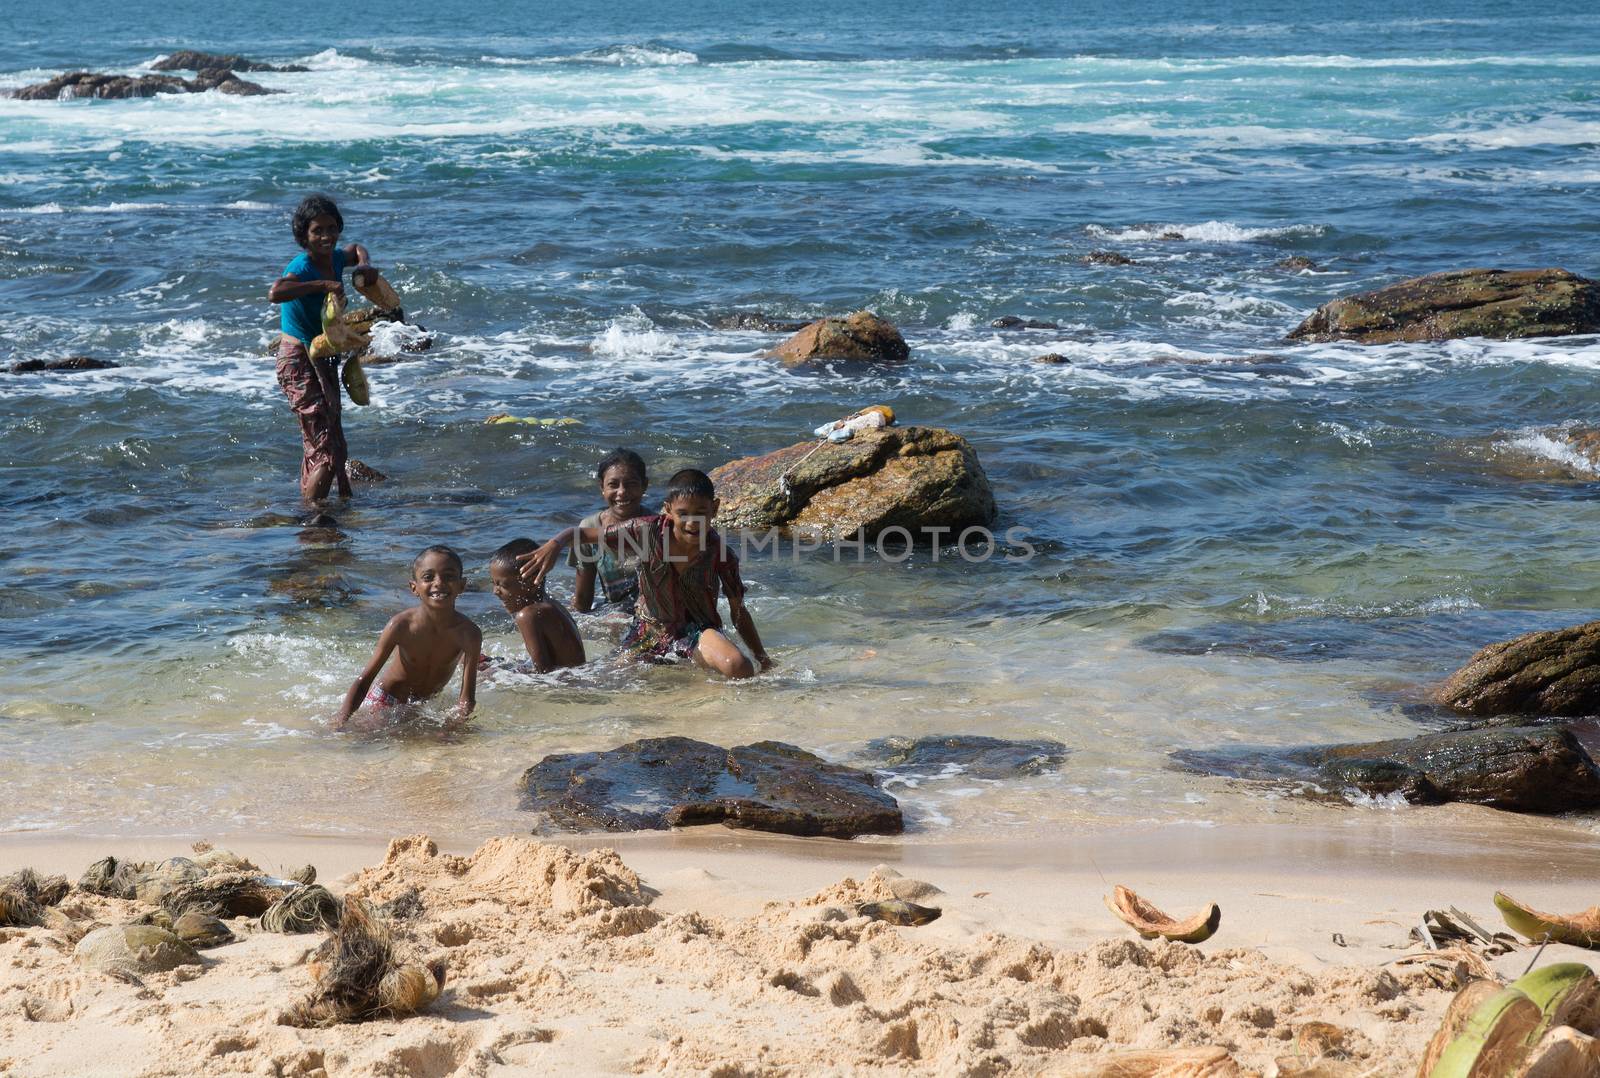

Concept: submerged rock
[[710, 425, 996, 542], [1440, 619, 1600, 717], [519, 736, 903, 838], [1275, 256, 1320, 272], [8, 356, 118, 374], [10, 69, 274, 99], [1033, 353, 1071, 365], [1083, 251, 1137, 267], [346, 459, 388, 483], [863, 735, 1070, 779], [1172, 722, 1600, 814], [768, 310, 909, 367], [1288, 268, 1600, 344], [991, 315, 1061, 329], [151, 50, 308, 73]]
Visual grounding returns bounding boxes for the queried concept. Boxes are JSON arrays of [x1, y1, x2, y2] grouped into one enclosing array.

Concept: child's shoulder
[[453, 611, 483, 637]]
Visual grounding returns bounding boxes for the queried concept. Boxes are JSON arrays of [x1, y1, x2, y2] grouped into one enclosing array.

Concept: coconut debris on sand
[[0, 835, 1460, 1076]]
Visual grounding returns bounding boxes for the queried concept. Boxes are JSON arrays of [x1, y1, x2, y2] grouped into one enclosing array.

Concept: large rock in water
[[10, 69, 273, 99], [1172, 723, 1600, 814], [710, 425, 995, 541], [8, 356, 118, 374], [151, 51, 308, 73], [768, 311, 909, 367], [1288, 268, 1600, 344], [1440, 620, 1600, 717], [519, 736, 903, 838]]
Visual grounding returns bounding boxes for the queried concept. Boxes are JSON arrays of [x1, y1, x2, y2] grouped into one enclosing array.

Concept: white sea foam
[[1244, 590, 1482, 619], [1088, 220, 1324, 243], [1413, 116, 1600, 150], [590, 313, 680, 358], [1501, 431, 1600, 476]]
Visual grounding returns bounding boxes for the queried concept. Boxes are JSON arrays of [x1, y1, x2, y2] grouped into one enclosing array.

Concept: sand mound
[[0, 836, 1456, 1076], [346, 834, 650, 917]]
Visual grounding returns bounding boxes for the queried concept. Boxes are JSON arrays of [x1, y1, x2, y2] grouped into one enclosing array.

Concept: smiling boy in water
[[519, 468, 771, 679], [334, 545, 482, 729], [488, 538, 586, 672]]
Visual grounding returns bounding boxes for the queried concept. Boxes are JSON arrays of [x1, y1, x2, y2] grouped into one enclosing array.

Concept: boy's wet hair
[[413, 544, 464, 575], [291, 193, 344, 248], [663, 468, 715, 506], [488, 538, 538, 574], [596, 447, 647, 485]]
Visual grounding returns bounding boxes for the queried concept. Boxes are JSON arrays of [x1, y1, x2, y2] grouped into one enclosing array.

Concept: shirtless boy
[[334, 545, 482, 728], [488, 538, 586, 672]]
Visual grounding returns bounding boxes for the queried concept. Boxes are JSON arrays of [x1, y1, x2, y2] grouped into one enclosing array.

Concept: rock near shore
[[519, 736, 903, 838], [710, 425, 996, 542], [1440, 619, 1600, 717], [11, 69, 273, 100], [7, 356, 118, 374], [768, 310, 909, 367], [1173, 722, 1600, 814], [1288, 268, 1600, 344]]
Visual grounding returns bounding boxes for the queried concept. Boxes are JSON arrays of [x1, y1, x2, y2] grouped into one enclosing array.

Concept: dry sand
[[2, 817, 1598, 1077]]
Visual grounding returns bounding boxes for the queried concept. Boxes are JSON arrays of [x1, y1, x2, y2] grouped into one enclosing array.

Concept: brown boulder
[[768, 310, 908, 368], [710, 425, 995, 542], [1289, 268, 1600, 344], [8, 356, 118, 374], [1440, 620, 1600, 717]]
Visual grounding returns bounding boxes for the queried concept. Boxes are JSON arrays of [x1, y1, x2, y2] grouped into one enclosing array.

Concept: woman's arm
[[345, 242, 370, 268], [335, 622, 399, 728], [269, 276, 343, 304]]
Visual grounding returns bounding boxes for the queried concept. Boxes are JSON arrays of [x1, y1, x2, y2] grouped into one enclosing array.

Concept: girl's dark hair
[[596, 447, 648, 485], [291, 194, 344, 248], [664, 468, 714, 505]]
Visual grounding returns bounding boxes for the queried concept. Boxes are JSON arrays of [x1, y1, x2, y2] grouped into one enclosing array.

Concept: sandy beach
[[4, 814, 1598, 1076]]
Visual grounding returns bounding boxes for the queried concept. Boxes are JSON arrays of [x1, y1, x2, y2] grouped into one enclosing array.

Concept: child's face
[[600, 465, 646, 518], [489, 563, 537, 613], [663, 494, 717, 547], [410, 553, 465, 610], [306, 214, 341, 257]]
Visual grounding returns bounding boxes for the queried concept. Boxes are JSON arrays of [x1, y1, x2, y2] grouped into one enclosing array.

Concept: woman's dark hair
[[291, 194, 344, 248], [596, 447, 648, 486]]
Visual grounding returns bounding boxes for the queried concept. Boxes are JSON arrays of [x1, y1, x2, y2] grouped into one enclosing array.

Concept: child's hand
[[516, 539, 560, 589], [757, 654, 774, 672]]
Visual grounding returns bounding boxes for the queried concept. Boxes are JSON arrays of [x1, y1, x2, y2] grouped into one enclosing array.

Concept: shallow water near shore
[[4, 0, 1600, 842]]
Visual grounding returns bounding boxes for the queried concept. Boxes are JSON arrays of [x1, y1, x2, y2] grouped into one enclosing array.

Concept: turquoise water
[[3, 0, 1600, 839]]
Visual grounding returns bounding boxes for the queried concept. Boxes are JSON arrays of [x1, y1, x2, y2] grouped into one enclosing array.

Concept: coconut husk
[[77, 856, 147, 900], [1064, 1044, 1241, 1076], [1495, 891, 1600, 948], [0, 883, 43, 928], [1519, 1026, 1600, 1077], [278, 898, 445, 1027], [259, 885, 342, 934], [1105, 885, 1221, 944], [378, 886, 424, 922], [1418, 979, 1504, 1076], [161, 872, 287, 918], [857, 900, 941, 926], [0, 868, 69, 909]]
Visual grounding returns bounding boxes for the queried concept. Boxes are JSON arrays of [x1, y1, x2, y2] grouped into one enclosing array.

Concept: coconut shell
[[1418, 979, 1502, 1077], [1495, 891, 1600, 948], [1105, 885, 1220, 944]]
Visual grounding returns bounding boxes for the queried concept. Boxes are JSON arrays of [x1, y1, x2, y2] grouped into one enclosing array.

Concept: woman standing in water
[[268, 194, 370, 502]]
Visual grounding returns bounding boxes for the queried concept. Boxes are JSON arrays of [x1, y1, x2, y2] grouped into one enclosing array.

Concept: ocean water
[[3, 0, 1600, 841]]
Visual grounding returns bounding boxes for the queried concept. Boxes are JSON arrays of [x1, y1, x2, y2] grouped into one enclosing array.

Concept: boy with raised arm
[[519, 469, 771, 679], [335, 545, 482, 728]]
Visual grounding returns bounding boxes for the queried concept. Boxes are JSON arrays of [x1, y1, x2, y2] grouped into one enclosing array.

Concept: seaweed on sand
[[279, 899, 445, 1027], [259, 884, 343, 933]]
